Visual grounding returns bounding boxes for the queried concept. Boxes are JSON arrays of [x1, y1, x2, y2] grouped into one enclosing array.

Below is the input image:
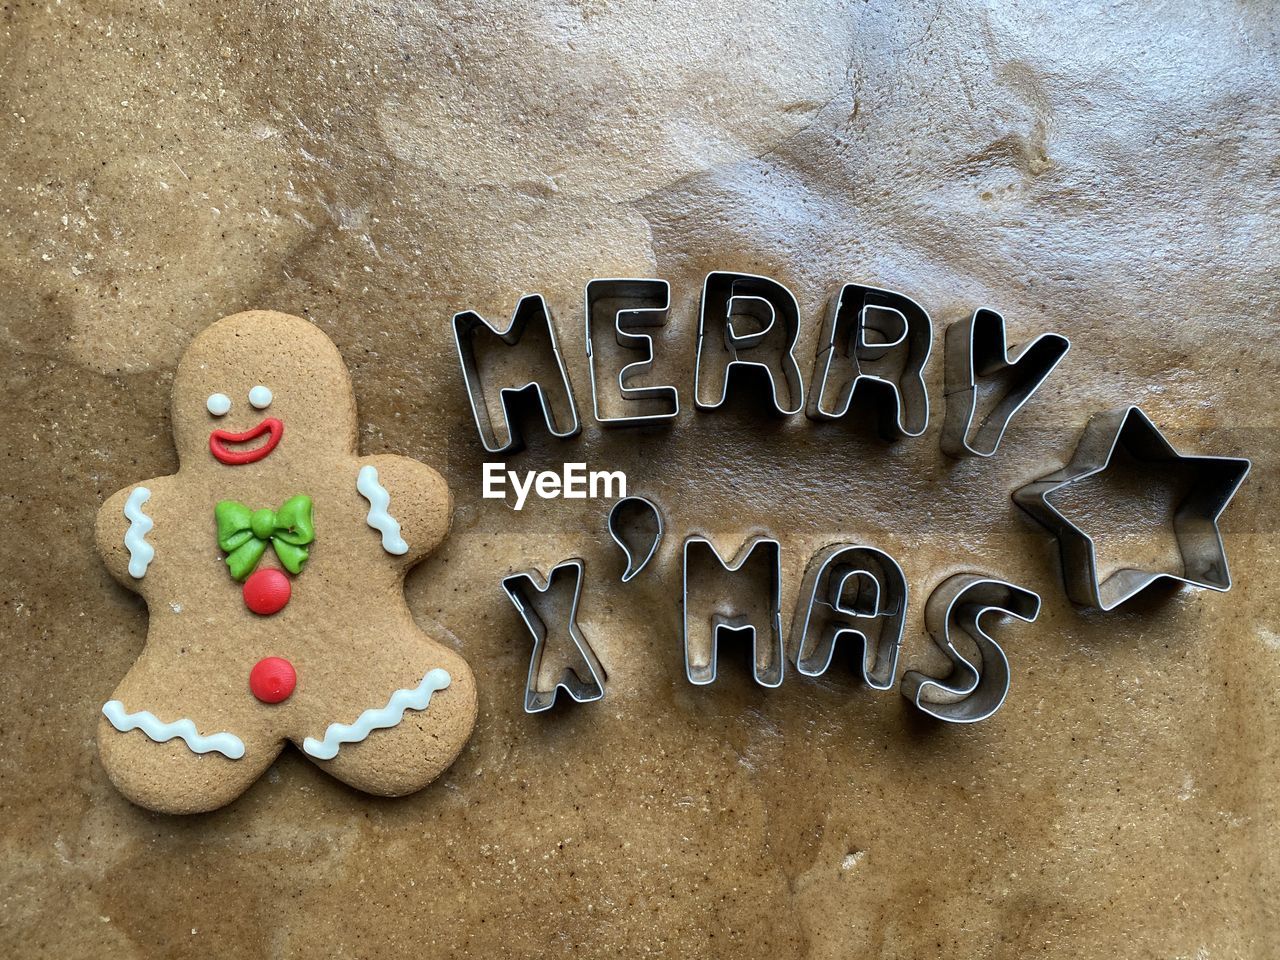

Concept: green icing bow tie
[[215, 495, 315, 581]]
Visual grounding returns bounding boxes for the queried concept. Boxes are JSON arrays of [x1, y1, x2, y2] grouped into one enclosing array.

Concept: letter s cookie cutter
[[901, 573, 1041, 723]]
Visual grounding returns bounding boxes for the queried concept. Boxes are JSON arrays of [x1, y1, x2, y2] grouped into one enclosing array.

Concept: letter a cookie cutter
[[941, 307, 1070, 458], [694, 271, 805, 416], [453, 294, 581, 454], [790, 544, 907, 690], [584, 278, 679, 427], [1013, 405, 1251, 611], [682, 534, 785, 687], [501, 558, 606, 712], [901, 573, 1041, 723], [807, 283, 932, 438]]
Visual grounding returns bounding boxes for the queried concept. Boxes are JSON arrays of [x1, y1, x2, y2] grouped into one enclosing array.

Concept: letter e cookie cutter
[[585, 278, 679, 427]]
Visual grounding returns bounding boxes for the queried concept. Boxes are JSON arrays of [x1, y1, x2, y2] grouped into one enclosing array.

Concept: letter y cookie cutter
[[941, 307, 1069, 458]]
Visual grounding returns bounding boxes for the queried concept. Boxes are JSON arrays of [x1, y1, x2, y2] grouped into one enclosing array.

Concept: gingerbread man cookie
[[95, 311, 477, 814]]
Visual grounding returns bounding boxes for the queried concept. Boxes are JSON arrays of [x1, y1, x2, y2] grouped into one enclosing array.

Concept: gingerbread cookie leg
[[97, 645, 285, 814], [293, 632, 477, 797]]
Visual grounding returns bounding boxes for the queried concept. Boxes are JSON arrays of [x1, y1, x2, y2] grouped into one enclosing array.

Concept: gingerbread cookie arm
[[95, 477, 172, 590], [355, 454, 452, 568]]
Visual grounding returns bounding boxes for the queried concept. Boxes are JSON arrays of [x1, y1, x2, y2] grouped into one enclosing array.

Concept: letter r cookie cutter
[[501, 558, 606, 713], [694, 271, 805, 416], [453, 294, 581, 454], [807, 283, 932, 438]]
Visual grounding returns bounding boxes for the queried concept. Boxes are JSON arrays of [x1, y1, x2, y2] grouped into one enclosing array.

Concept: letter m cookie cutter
[[453, 294, 581, 454]]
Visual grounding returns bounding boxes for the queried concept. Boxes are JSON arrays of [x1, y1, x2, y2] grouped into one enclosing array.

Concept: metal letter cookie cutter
[[607, 495, 664, 583], [901, 573, 1041, 723], [790, 544, 907, 690], [682, 534, 785, 687], [584, 278, 679, 427], [453, 293, 581, 454], [694, 271, 805, 415], [501, 558, 606, 712], [941, 307, 1070, 458], [807, 283, 932, 438], [1013, 405, 1251, 611]]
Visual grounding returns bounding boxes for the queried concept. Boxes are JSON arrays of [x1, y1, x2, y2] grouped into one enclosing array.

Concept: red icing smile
[[209, 417, 284, 465]]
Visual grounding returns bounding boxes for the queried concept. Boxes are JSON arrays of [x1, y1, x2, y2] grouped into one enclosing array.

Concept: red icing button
[[243, 567, 291, 615], [250, 656, 296, 704]]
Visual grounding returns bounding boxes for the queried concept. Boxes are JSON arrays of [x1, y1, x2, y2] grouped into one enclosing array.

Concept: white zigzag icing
[[302, 668, 451, 761], [357, 464, 409, 555], [123, 487, 155, 578], [102, 700, 245, 759]]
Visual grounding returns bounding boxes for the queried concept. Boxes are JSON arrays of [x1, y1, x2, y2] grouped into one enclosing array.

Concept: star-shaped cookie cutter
[[1013, 405, 1250, 611]]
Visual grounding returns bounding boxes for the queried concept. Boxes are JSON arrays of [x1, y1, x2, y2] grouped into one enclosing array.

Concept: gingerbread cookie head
[[95, 310, 476, 814], [172, 311, 358, 473]]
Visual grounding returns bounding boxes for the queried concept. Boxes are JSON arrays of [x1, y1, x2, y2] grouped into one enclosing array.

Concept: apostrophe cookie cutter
[[501, 558, 606, 712], [789, 543, 907, 690], [453, 293, 581, 454], [807, 282, 932, 438], [607, 495, 664, 583], [901, 573, 1041, 723], [941, 307, 1070, 458], [584, 278, 679, 427], [682, 534, 785, 687], [1013, 405, 1251, 611], [694, 271, 805, 416]]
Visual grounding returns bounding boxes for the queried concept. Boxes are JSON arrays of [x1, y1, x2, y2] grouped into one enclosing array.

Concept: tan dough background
[[1, 2, 1276, 958]]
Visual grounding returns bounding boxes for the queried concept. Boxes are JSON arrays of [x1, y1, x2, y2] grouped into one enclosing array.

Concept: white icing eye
[[248, 385, 273, 409], [206, 393, 231, 416]]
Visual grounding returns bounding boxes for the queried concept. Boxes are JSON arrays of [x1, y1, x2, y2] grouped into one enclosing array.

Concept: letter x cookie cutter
[[501, 558, 606, 712], [1013, 405, 1251, 611], [453, 293, 581, 454]]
